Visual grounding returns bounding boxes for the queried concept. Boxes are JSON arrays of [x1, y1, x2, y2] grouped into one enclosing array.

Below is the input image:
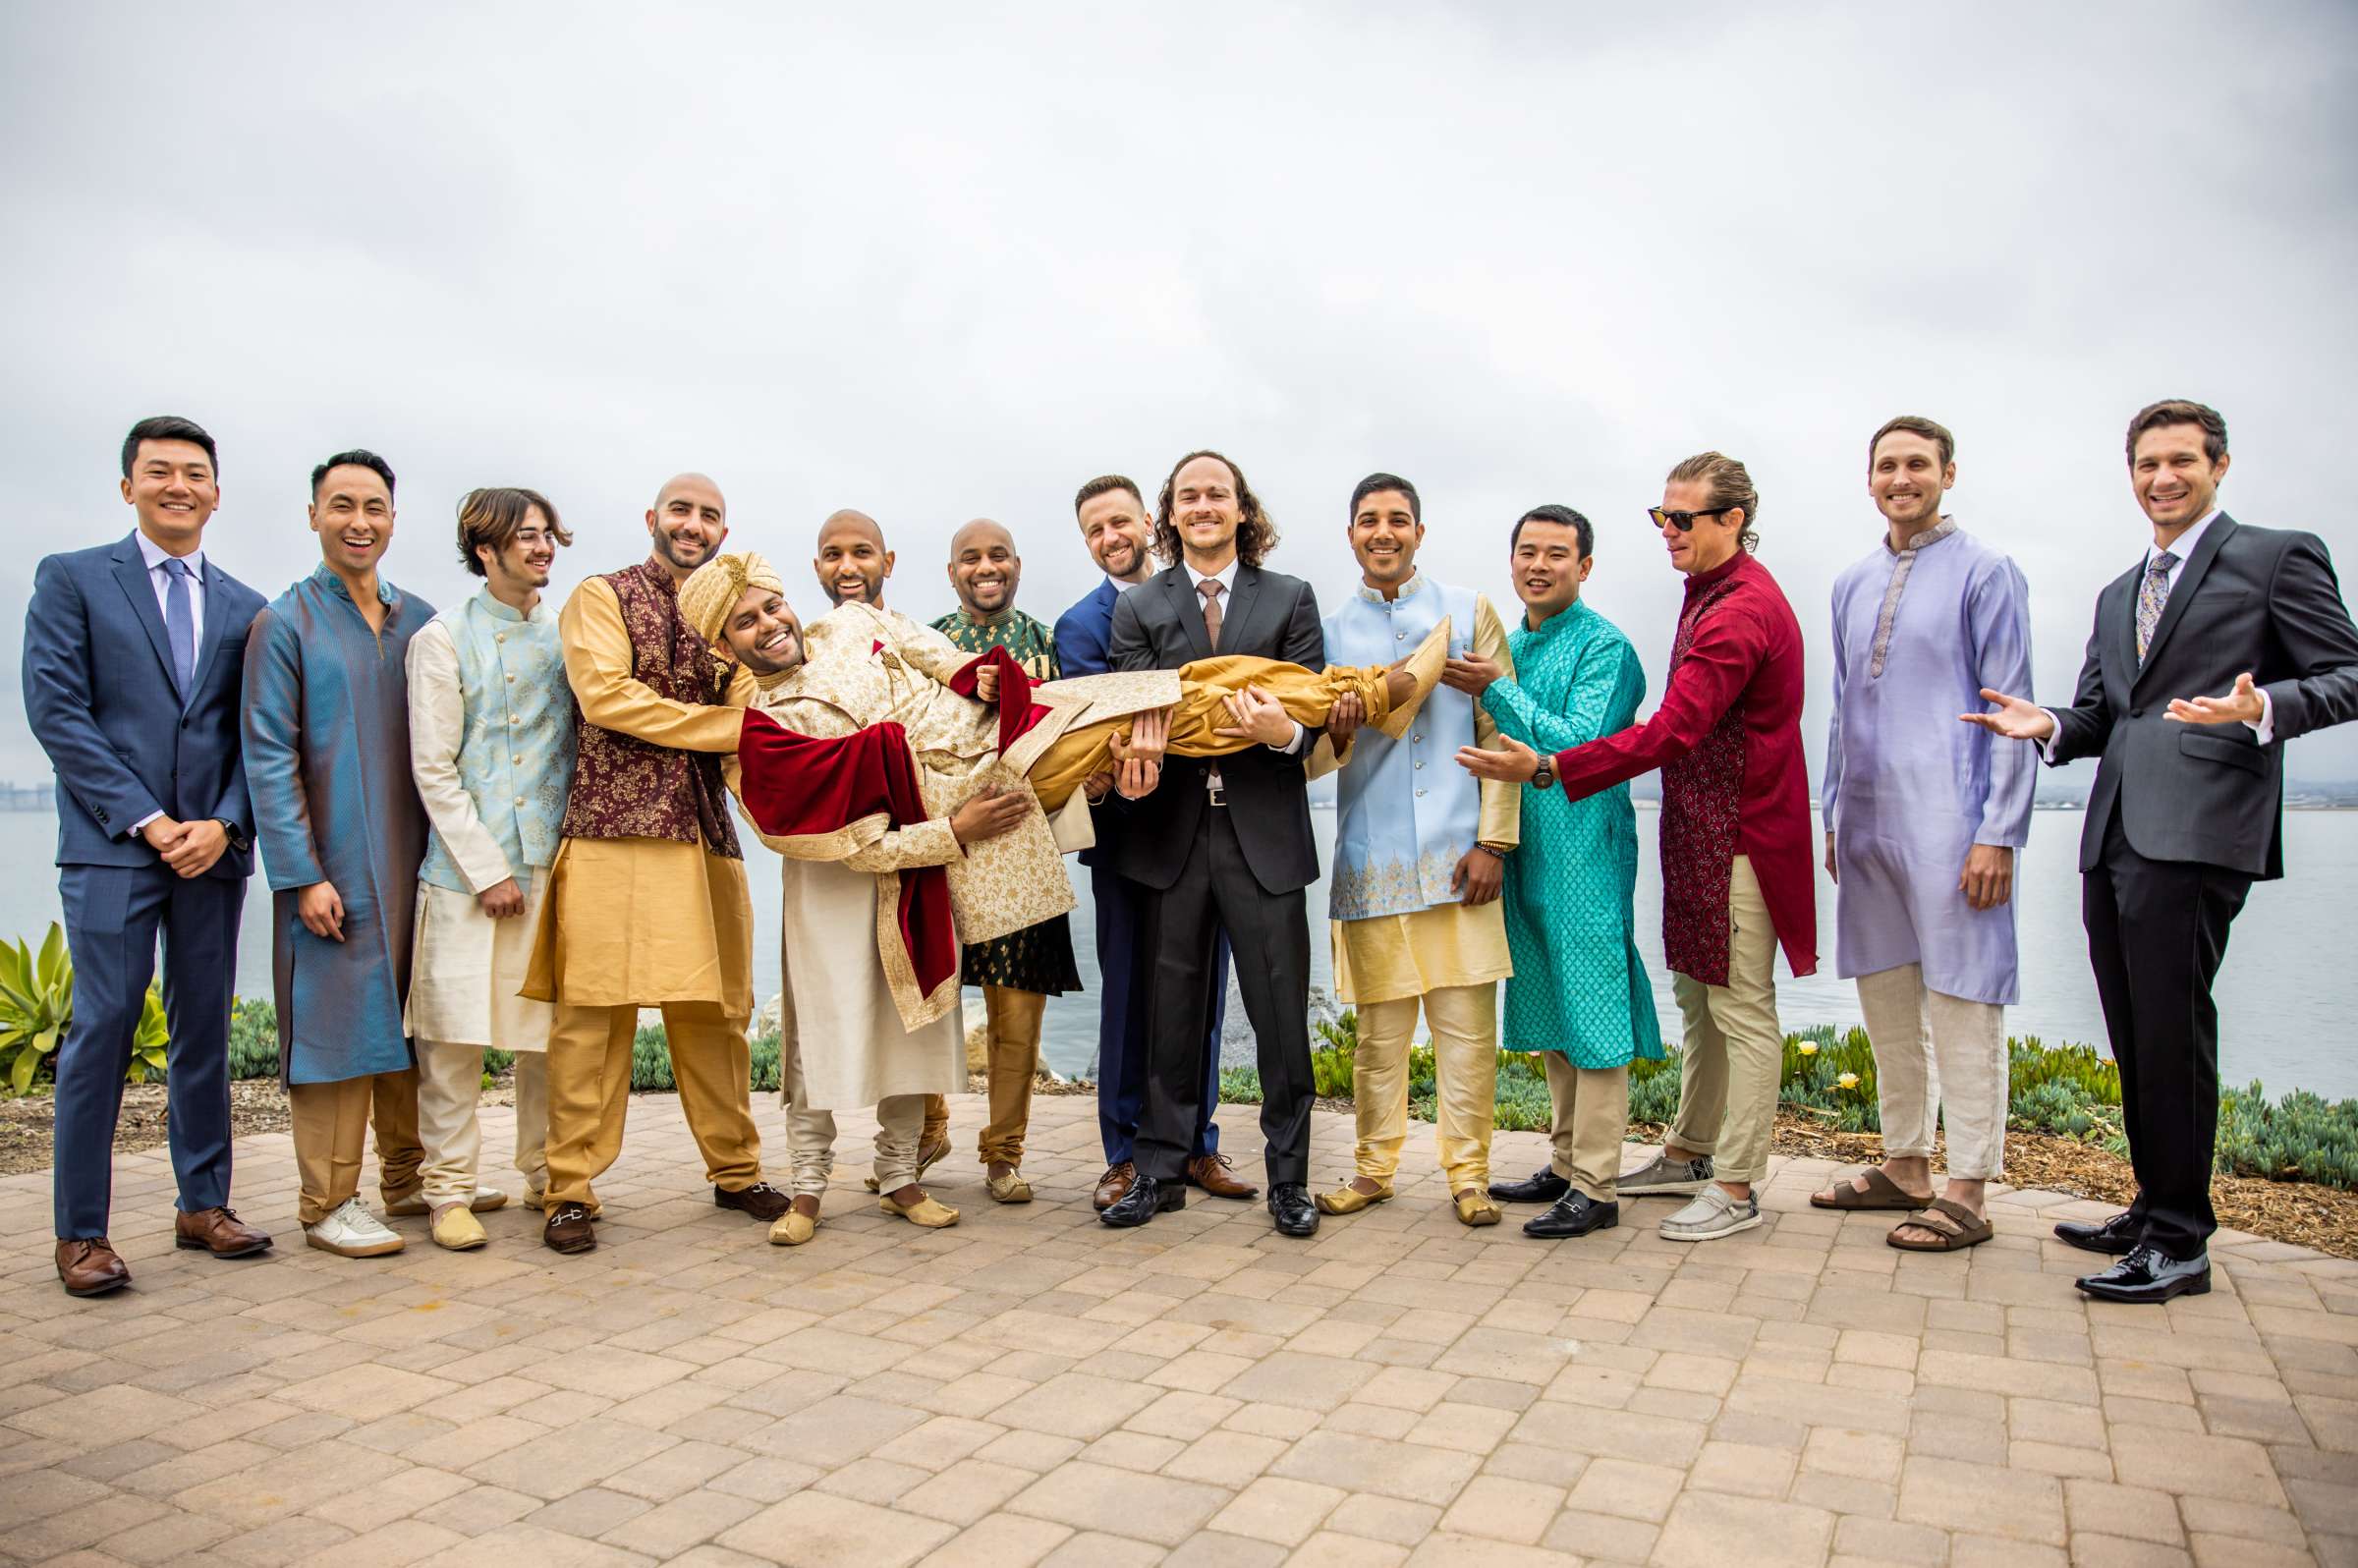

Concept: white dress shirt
[[130, 533, 207, 839], [1184, 555, 1308, 758]]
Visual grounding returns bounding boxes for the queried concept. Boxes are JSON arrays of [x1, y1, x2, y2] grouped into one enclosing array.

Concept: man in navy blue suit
[[1054, 475, 1256, 1211], [23, 417, 274, 1296]]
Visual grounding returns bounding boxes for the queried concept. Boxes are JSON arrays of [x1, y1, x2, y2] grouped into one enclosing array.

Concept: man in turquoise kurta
[[242, 451, 431, 1258], [1445, 504, 1660, 1240]]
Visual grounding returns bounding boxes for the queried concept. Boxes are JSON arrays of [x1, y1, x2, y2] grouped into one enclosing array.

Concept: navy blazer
[[1054, 578, 1126, 868], [22, 532, 264, 877]]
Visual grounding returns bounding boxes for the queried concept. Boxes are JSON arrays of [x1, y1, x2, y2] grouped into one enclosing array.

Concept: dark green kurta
[[930, 606, 1081, 995]]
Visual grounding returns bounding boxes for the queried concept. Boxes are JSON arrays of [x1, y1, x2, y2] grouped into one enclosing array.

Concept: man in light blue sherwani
[[242, 449, 433, 1260]]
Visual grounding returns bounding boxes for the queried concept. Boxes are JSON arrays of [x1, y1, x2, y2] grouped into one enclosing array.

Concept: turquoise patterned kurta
[[1481, 599, 1663, 1065]]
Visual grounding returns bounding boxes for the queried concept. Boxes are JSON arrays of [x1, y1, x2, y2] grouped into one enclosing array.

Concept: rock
[[754, 992, 783, 1041]]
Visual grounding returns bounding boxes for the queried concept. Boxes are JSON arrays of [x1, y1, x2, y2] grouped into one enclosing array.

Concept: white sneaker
[[1660, 1186, 1762, 1243], [307, 1198, 406, 1258]]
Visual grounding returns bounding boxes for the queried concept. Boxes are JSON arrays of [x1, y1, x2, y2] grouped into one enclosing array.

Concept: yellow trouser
[[1545, 1055, 1630, 1203], [977, 984, 1046, 1166], [543, 1000, 762, 1213], [289, 1067, 422, 1226], [1668, 856, 1783, 1186], [1352, 983, 1498, 1193]]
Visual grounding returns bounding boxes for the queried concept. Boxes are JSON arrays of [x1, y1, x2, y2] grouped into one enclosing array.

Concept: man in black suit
[[1100, 449, 1326, 1236], [1969, 399, 2358, 1305]]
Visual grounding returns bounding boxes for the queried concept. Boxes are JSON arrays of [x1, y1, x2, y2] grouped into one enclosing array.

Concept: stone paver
[[0, 1093, 2349, 1565]]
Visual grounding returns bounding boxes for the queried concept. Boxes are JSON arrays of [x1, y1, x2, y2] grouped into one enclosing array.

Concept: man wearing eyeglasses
[[1462, 453, 1814, 1244]]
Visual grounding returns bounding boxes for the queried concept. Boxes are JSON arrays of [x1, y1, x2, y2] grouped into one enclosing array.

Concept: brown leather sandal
[[1886, 1198, 1993, 1252], [1810, 1166, 1935, 1210]]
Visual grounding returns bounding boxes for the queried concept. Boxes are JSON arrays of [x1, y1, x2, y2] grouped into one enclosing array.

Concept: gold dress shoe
[[1454, 1191, 1503, 1227], [769, 1209, 818, 1246], [387, 1187, 508, 1218], [879, 1191, 960, 1228], [984, 1170, 1033, 1204], [1315, 1182, 1392, 1215], [430, 1204, 489, 1251]]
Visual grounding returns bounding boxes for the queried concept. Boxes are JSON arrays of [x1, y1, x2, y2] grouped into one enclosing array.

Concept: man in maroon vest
[[523, 473, 791, 1254]]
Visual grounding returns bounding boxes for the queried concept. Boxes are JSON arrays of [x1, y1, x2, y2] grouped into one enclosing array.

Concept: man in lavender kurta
[[1815, 417, 2033, 1251]]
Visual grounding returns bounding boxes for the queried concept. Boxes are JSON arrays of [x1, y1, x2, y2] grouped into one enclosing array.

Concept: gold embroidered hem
[[522, 835, 753, 1015], [1332, 898, 1514, 1008]]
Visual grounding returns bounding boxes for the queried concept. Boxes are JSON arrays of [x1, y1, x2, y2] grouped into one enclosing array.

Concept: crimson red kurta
[[1548, 552, 1817, 984]]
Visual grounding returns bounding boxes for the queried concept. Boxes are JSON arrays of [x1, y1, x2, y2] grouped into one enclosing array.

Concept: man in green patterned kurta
[[1444, 505, 1662, 1241], [929, 520, 1082, 1203]]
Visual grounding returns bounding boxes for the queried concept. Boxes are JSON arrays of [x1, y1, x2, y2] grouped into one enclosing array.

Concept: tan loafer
[[769, 1209, 818, 1246], [430, 1204, 488, 1252], [1315, 1182, 1392, 1216], [520, 1186, 547, 1211], [879, 1191, 960, 1228], [984, 1170, 1033, 1204], [1454, 1191, 1503, 1227]]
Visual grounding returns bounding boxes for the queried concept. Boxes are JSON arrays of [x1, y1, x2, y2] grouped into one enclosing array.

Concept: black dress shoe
[[1267, 1182, 1319, 1238], [1101, 1173, 1183, 1227], [2076, 1244, 2212, 1305], [2054, 1210, 2141, 1256], [1488, 1166, 1570, 1205], [1523, 1190, 1618, 1239]]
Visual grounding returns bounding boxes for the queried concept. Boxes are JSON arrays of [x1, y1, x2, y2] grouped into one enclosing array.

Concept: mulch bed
[[8, 1081, 2350, 1260]]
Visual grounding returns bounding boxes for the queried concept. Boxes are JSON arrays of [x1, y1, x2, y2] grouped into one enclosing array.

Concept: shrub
[[2217, 1083, 2358, 1188], [228, 997, 280, 1080], [1, 924, 171, 1092]]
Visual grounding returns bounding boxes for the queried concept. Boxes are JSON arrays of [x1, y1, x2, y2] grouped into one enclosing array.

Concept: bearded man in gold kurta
[[521, 476, 792, 1255]]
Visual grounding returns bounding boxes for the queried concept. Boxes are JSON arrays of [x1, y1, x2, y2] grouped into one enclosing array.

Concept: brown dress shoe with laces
[[1093, 1161, 1137, 1211], [57, 1237, 131, 1297], [714, 1182, 793, 1222], [1187, 1153, 1260, 1201], [174, 1206, 273, 1258]]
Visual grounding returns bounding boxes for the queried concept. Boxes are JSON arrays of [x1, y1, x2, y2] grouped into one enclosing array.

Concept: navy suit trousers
[[1093, 861, 1226, 1166], [54, 864, 245, 1237]]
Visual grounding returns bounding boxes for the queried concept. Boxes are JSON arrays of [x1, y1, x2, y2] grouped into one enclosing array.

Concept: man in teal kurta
[[1444, 505, 1660, 1240]]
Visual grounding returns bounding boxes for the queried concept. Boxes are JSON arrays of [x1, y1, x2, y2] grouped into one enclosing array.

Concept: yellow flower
[[1836, 1071, 1861, 1091], [1796, 1041, 1819, 1057]]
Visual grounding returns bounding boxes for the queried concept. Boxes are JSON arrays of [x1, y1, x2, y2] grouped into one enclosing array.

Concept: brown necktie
[[1198, 578, 1224, 651]]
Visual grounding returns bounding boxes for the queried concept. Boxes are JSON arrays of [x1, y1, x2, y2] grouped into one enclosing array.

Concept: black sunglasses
[[1647, 506, 1737, 532]]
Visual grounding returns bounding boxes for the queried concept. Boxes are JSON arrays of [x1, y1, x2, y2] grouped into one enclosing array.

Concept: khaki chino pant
[[543, 1001, 762, 1213], [977, 984, 1046, 1167], [1544, 1054, 1631, 1203], [289, 1068, 423, 1226], [1351, 983, 1498, 1194], [1856, 963, 2007, 1180], [1667, 856, 1783, 1186]]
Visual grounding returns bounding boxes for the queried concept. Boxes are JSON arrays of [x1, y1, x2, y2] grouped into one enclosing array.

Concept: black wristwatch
[[214, 817, 250, 852], [1531, 754, 1557, 791]]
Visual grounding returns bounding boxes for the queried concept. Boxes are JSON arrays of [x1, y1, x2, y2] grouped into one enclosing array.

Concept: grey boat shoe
[[1616, 1151, 1714, 1198], [1660, 1185, 1763, 1242]]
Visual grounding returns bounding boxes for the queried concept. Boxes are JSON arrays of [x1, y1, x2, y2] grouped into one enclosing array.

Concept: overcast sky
[[6, 3, 2356, 785]]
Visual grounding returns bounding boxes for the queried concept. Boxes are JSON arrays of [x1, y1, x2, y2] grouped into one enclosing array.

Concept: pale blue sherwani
[[414, 588, 573, 897]]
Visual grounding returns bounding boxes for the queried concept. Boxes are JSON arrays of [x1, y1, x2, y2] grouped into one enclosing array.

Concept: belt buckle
[[1207, 780, 1228, 808]]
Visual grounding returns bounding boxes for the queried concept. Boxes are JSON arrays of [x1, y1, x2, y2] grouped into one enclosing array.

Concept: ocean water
[[3, 806, 2351, 1100]]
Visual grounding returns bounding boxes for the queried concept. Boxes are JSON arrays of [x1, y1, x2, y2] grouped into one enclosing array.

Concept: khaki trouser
[[978, 984, 1045, 1167], [779, 1027, 930, 1198], [543, 1001, 761, 1213], [289, 1068, 423, 1226], [1857, 963, 2008, 1181], [1545, 1054, 1630, 1203], [1667, 856, 1783, 1186], [1352, 983, 1498, 1193], [416, 1042, 549, 1206], [921, 1096, 951, 1155]]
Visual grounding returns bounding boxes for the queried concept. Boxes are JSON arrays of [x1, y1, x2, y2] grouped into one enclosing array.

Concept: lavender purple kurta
[[1823, 521, 2034, 1005]]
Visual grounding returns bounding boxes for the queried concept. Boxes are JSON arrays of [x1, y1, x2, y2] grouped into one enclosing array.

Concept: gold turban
[[678, 550, 784, 646]]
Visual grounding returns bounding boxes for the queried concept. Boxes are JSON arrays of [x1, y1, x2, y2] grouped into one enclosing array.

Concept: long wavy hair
[[1152, 448, 1279, 568]]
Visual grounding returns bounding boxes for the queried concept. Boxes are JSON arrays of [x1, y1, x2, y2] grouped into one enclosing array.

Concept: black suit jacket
[[2049, 514, 2358, 878], [1107, 561, 1325, 894]]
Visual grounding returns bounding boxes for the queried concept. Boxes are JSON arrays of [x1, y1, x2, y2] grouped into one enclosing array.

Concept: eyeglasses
[[1647, 506, 1737, 532]]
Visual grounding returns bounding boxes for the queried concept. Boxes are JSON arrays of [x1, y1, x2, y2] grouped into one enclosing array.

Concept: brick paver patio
[[1, 1092, 2352, 1567]]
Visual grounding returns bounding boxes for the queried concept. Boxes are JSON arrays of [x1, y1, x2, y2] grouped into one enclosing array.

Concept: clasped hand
[[142, 814, 228, 878]]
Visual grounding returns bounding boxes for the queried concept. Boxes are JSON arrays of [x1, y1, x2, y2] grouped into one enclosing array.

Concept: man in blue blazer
[[1054, 475, 1255, 1211], [22, 417, 273, 1296]]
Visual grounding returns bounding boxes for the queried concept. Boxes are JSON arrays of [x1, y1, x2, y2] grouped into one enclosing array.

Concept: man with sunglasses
[[1462, 453, 1813, 1244]]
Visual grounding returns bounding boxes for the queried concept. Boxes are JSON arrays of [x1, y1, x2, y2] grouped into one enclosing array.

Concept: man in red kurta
[[1462, 453, 1813, 1244]]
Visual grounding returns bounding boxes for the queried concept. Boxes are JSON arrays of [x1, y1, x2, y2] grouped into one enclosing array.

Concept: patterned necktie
[[162, 556, 196, 697], [1197, 578, 1224, 651], [2135, 549, 2177, 662]]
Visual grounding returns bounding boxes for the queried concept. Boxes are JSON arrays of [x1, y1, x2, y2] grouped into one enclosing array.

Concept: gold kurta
[[523, 577, 758, 1014]]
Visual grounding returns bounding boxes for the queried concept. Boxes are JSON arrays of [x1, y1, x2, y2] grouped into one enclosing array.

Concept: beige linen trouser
[[1856, 963, 2007, 1180], [416, 1043, 549, 1206], [1667, 856, 1783, 1186], [1353, 983, 1498, 1194], [289, 1068, 423, 1227]]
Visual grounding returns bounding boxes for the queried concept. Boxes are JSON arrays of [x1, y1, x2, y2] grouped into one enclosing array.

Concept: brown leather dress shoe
[[1187, 1152, 1260, 1201], [714, 1181, 793, 1222], [175, 1206, 273, 1258], [1094, 1161, 1137, 1211], [543, 1203, 596, 1255], [57, 1237, 131, 1297]]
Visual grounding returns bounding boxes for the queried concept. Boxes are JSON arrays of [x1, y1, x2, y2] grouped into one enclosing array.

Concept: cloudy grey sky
[[6, 3, 2356, 784]]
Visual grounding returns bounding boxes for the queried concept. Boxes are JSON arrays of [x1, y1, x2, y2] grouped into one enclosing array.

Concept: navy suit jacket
[[1054, 578, 1126, 868], [22, 532, 263, 878]]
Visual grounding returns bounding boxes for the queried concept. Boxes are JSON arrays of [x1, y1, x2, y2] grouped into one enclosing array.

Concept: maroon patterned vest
[[558, 559, 742, 858], [1658, 573, 1745, 985]]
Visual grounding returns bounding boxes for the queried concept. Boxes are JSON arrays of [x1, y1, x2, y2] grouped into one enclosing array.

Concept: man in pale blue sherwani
[[243, 450, 433, 1259], [1815, 417, 2034, 1252]]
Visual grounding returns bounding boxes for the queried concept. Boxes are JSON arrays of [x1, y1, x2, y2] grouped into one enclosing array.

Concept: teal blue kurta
[[1481, 598, 1662, 1064]]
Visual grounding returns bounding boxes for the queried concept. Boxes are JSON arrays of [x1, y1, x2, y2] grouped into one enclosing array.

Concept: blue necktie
[[162, 557, 196, 699]]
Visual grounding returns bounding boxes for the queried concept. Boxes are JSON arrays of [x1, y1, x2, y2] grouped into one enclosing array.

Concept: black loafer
[[1488, 1166, 1570, 1205], [1524, 1190, 1619, 1239], [1101, 1173, 1183, 1228], [1267, 1182, 1319, 1238], [2054, 1210, 2141, 1256], [2076, 1244, 2211, 1305]]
